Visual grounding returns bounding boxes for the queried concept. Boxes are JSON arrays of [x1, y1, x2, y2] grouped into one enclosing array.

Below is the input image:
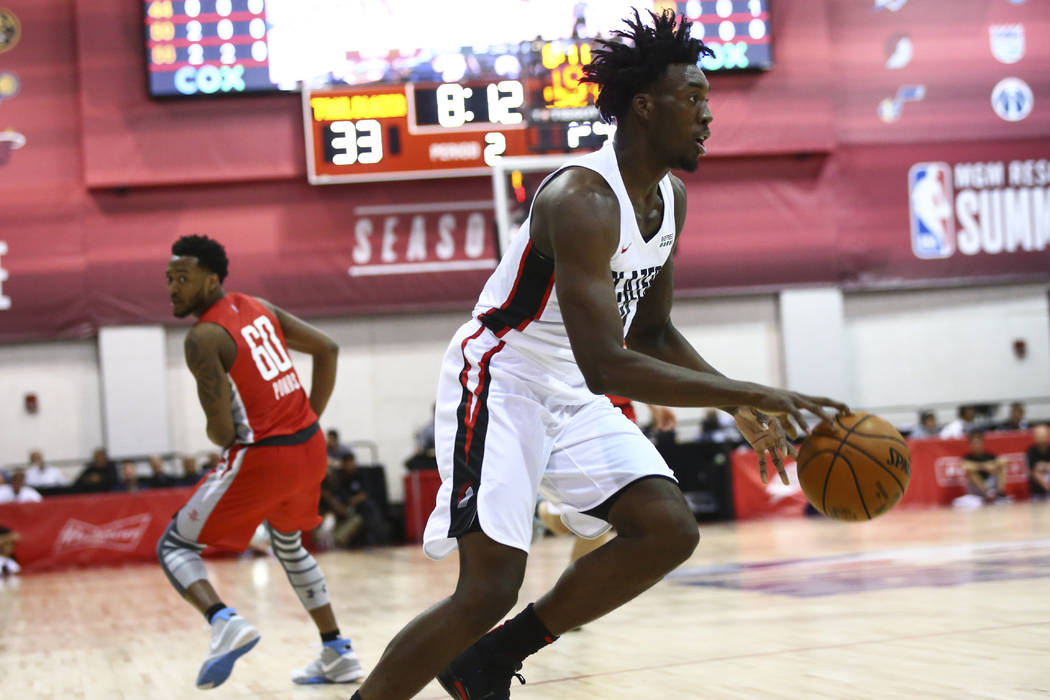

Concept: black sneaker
[[436, 641, 526, 700]]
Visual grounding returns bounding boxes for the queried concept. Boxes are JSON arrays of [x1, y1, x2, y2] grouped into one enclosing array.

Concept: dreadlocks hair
[[171, 234, 229, 282], [582, 8, 714, 124]]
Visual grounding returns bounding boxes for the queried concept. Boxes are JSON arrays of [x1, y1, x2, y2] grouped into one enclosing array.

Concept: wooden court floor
[[3, 503, 1049, 699]]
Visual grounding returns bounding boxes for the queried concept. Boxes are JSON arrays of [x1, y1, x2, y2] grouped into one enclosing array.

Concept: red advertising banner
[[731, 432, 1035, 520], [902, 432, 1031, 507], [0, 488, 193, 572], [730, 451, 811, 521]]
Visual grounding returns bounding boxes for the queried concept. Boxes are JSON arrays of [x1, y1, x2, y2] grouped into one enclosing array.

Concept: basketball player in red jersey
[[352, 10, 847, 700], [159, 235, 363, 690]]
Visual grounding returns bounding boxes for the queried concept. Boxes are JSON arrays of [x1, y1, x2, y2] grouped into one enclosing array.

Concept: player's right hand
[[751, 389, 850, 440]]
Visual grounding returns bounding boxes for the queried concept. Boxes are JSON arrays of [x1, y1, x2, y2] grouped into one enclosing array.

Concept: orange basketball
[[797, 412, 911, 521]]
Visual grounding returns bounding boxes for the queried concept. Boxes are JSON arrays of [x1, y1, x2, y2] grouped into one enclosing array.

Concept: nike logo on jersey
[[621, 243, 632, 253]]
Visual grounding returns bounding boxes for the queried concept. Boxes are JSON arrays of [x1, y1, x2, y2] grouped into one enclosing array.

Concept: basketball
[[797, 412, 911, 521]]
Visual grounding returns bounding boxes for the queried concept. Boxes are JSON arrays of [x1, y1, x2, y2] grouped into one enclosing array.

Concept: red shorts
[[175, 429, 327, 551]]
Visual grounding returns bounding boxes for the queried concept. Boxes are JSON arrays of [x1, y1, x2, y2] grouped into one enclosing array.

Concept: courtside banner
[[0, 489, 193, 572], [902, 433, 1031, 507], [730, 451, 810, 520], [731, 432, 1034, 520]]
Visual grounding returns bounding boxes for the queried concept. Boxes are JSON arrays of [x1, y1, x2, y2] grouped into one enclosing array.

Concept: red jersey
[[606, 394, 637, 424], [197, 292, 316, 444]]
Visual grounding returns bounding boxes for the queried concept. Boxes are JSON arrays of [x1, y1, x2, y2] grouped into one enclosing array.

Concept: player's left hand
[[733, 407, 797, 486]]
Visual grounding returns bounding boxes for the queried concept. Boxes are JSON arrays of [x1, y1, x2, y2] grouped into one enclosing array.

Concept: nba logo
[[908, 162, 954, 259]]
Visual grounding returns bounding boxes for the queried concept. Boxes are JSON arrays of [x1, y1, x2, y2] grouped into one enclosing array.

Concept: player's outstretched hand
[[736, 391, 850, 485]]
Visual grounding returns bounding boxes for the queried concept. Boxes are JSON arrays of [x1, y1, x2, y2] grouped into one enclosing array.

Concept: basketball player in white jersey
[[352, 10, 848, 700]]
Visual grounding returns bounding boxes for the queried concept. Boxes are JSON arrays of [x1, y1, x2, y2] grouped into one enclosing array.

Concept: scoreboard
[[145, 1, 773, 99], [303, 40, 625, 184], [144, 0, 775, 182], [304, 81, 533, 183], [144, 0, 277, 97]]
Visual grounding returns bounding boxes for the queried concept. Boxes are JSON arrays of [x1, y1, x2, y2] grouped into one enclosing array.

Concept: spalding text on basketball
[[887, 447, 911, 475]]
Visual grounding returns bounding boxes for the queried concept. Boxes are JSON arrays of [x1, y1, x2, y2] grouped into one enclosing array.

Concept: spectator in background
[[961, 432, 1008, 504], [697, 408, 740, 444], [73, 448, 120, 492], [321, 452, 390, 547], [201, 452, 221, 474], [910, 410, 941, 439], [119, 460, 141, 493], [642, 402, 678, 451], [414, 406, 436, 457], [144, 455, 178, 489], [405, 408, 438, 472], [0, 525, 21, 576], [0, 469, 43, 504], [940, 405, 983, 439], [178, 455, 202, 487], [996, 401, 1028, 432], [326, 429, 354, 469], [23, 449, 64, 489], [1026, 424, 1050, 501]]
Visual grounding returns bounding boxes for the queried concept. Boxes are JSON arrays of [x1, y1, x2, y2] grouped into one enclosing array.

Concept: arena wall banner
[[830, 0, 1048, 146], [833, 142, 1050, 288], [0, 0, 1048, 342], [2, 145, 1047, 342]]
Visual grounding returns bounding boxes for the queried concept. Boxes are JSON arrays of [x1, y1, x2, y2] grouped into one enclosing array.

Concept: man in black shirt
[[321, 452, 389, 547], [1026, 424, 1050, 500], [996, 401, 1028, 432], [72, 448, 119, 493], [961, 432, 1007, 503]]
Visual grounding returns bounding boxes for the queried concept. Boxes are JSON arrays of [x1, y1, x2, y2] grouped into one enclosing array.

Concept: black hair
[[582, 8, 713, 124], [171, 235, 229, 282]]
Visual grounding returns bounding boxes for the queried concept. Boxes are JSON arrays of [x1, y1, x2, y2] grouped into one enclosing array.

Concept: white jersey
[[472, 140, 677, 402]]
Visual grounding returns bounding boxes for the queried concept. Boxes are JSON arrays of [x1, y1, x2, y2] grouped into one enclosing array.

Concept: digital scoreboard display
[[145, 1, 772, 98], [304, 81, 533, 183], [144, 0, 277, 97], [146, 0, 773, 182]]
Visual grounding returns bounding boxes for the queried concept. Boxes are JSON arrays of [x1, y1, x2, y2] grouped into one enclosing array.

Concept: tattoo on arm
[[185, 330, 234, 446], [186, 334, 226, 407]]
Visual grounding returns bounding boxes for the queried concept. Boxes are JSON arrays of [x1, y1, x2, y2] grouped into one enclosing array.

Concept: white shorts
[[423, 321, 677, 560]]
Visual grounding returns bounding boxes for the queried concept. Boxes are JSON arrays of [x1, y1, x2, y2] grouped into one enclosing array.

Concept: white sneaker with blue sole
[[196, 608, 261, 690], [291, 638, 365, 684]]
